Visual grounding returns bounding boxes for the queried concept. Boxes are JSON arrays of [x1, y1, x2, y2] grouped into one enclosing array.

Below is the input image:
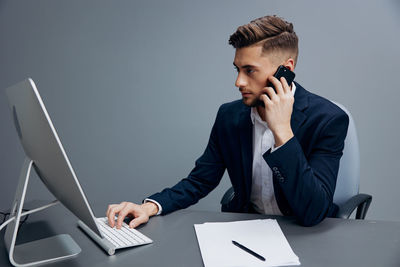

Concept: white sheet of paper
[[194, 219, 300, 267]]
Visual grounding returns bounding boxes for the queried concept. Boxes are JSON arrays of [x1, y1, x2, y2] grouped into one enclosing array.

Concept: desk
[[1, 206, 400, 267]]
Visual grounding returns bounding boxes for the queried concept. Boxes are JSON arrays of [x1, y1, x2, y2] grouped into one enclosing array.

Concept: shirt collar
[[250, 82, 296, 125]]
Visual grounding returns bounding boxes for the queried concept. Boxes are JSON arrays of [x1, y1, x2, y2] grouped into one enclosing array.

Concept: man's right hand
[[106, 201, 159, 229]]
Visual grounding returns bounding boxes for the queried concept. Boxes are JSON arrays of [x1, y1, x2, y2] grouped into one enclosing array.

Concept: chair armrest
[[336, 193, 372, 219], [220, 187, 235, 210]]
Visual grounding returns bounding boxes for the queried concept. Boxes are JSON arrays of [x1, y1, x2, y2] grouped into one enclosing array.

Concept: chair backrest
[[331, 101, 360, 206]]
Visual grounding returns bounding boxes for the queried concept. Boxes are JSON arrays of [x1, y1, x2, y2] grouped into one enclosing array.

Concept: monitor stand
[[4, 158, 81, 266]]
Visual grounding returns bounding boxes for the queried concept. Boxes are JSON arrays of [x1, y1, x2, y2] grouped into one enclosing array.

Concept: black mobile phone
[[259, 65, 295, 107]]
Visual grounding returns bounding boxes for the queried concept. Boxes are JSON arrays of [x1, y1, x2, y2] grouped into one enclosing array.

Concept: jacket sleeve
[[263, 111, 349, 226], [147, 107, 226, 215]]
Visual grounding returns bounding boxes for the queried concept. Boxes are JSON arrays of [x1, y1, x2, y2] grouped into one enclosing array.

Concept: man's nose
[[235, 73, 247, 88]]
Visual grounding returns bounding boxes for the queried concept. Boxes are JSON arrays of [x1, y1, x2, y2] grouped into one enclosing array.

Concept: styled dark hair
[[229, 15, 299, 66]]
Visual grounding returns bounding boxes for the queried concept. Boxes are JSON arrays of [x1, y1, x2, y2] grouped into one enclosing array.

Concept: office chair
[[221, 102, 372, 220]]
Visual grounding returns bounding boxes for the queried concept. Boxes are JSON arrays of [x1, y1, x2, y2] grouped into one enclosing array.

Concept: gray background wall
[[1, 0, 399, 221]]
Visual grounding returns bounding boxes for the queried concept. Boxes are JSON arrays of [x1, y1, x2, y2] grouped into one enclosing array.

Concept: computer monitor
[[4, 78, 103, 266]]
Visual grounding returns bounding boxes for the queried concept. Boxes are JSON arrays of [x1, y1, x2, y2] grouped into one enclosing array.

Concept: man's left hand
[[259, 76, 294, 147]]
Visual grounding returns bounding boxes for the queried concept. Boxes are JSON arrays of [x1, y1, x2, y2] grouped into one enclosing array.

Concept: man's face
[[233, 45, 279, 107]]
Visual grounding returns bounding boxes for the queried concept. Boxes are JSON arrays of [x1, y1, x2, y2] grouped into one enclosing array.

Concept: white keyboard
[[96, 217, 153, 248], [77, 217, 153, 255]]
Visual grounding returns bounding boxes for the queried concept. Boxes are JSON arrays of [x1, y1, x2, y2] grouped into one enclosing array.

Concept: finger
[[260, 93, 273, 108], [268, 76, 284, 95], [108, 204, 124, 228], [280, 77, 290, 94], [116, 206, 131, 229], [129, 215, 148, 229], [106, 204, 117, 218], [262, 87, 278, 101]]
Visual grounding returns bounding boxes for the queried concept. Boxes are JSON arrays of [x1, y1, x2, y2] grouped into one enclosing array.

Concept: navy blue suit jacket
[[149, 82, 349, 226]]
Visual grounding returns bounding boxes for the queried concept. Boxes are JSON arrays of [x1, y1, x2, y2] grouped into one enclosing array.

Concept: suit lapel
[[291, 82, 309, 134], [291, 109, 307, 135]]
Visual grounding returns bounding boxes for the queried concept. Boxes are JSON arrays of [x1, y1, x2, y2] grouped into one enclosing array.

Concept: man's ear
[[283, 58, 295, 71]]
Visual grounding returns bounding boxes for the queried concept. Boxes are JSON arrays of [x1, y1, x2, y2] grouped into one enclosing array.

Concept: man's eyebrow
[[232, 62, 257, 69]]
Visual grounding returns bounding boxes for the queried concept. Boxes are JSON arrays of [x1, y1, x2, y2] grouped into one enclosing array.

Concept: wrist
[[142, 202, 159, 217], [272, 126, 294, 147]]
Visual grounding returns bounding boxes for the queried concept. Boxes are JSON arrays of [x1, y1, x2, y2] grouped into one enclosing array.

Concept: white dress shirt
[[147, 83, 296, 216]]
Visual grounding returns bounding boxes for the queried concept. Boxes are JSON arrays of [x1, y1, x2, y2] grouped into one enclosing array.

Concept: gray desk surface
[[1, 205, 400, 267]]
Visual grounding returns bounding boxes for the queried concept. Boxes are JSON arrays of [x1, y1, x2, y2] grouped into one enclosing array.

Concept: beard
[[243, 96, 263, 107]]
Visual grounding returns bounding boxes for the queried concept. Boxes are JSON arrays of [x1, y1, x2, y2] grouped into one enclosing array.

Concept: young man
[[106, 15, 349, 227]]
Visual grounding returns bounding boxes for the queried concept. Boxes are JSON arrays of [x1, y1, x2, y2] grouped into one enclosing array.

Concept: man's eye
[[246, 69, 254, 74], [234, 67, 239, 72]]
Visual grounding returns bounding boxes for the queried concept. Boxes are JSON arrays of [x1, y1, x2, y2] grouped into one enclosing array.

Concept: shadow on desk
[[2, 221, 84, 267], [15, 221, 57, 245]]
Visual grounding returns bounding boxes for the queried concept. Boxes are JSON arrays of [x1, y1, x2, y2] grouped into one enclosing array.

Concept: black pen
[[232, 240, 266, 261]]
